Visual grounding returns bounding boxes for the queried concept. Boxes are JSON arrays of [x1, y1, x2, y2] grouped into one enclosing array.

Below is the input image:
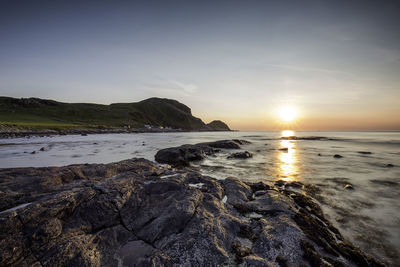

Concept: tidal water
[[0, 131, 399, 265]]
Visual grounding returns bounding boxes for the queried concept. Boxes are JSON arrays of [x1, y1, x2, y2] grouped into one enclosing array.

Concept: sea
[[0, 131, 399, 265]]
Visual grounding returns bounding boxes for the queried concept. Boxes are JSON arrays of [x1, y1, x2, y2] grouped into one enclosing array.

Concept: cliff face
[[0, 141, 384, 266], [0, 96, 230, 131]]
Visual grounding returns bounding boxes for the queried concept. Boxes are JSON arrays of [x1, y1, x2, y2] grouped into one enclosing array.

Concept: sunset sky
[[1, 0, 399, 130]]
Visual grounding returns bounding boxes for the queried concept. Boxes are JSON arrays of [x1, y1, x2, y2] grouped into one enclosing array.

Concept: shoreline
[[0, 127, 235, 139]]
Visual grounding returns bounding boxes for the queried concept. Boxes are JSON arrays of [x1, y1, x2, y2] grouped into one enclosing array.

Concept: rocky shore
[[0, 127, 185, 139], [0, 127, 235, 139], [0, 140, 385, 266]]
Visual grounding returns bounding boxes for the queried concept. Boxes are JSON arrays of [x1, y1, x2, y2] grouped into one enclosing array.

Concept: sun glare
[[278, 106, 298, 122]]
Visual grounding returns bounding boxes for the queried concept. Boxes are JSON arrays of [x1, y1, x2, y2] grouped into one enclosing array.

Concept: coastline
[[0, 140, 387, 266], [0, 127, 234, 139]]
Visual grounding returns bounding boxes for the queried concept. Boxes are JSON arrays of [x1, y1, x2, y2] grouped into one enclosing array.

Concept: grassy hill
[[0, 97, 230, 131], [206, 120, 231, 131]]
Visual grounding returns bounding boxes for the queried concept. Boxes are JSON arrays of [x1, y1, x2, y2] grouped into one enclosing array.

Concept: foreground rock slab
[[0, 158, 384, 266]]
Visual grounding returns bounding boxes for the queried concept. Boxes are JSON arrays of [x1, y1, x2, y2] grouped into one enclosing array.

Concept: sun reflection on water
[[281, 130, 294, 137], [279, 130, 297, 181]]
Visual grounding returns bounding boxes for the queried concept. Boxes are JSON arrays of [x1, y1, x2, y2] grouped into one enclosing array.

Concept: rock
[[30, 151, 37, 154], [280, 136, 331, 141], [232, 139, 252, 145], [155, 139, 249, 166], [386, 164, 394, 168], [317, 153, 322, 156], [279, 147, 288, 152], [242, 255, 274, 266], [254, 190, 268, 197], [200, 139, 242, 148], [0, 159, 384, 267], [154, 144, 212, 166], [39, 147, 47, 151], [344, 184, 354, 190], [227, 151, 253, 159], [358, 151, 372, 155], [333, 154, 343, 158]]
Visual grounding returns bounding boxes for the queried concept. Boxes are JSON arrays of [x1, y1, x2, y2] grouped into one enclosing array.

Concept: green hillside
[[0, 97, 228, 131]]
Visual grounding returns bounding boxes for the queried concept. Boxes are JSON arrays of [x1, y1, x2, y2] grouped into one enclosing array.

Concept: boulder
[[155, 139, 249, 166], [344, 184, 354, 190], [227, 151, 253, 159]]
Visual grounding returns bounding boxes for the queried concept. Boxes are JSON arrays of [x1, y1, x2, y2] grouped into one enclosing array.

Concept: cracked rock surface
[[0, 157, 384, 266]]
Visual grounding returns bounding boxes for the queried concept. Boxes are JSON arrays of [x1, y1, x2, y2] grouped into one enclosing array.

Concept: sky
[[1, 0, 399, 130]]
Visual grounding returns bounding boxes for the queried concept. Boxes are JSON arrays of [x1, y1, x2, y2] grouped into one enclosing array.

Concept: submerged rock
[[333, 154, 343, 158], [155, 139, 249, 166], [227, 151, 253, 159], [358, 151, 372, 155], [280, 136, 331, 141], [0, 158, 384, 267]]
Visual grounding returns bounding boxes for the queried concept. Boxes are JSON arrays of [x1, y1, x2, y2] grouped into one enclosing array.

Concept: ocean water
[[0, 131, 399, 265]]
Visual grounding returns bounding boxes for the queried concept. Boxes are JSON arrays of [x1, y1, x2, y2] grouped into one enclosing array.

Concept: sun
[[278, 106, 298, 122]]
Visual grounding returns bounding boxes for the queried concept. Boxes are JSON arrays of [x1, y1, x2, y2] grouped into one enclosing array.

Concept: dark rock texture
[[228, 151, 253, 159], [0, 158, 384, 266], [154, 139, 250, 166]]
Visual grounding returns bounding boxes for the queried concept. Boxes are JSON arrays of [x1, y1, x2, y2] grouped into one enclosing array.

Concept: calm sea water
[[0, 131, 399, 265]]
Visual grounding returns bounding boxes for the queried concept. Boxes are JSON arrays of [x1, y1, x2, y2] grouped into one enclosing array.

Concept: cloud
[[141, 77, 198, 97], [168, 80, 198, 94]]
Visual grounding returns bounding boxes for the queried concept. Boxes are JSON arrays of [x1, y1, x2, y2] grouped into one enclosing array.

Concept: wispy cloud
[[168, 80, 198, 94], [141, 77, 198, 97]]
